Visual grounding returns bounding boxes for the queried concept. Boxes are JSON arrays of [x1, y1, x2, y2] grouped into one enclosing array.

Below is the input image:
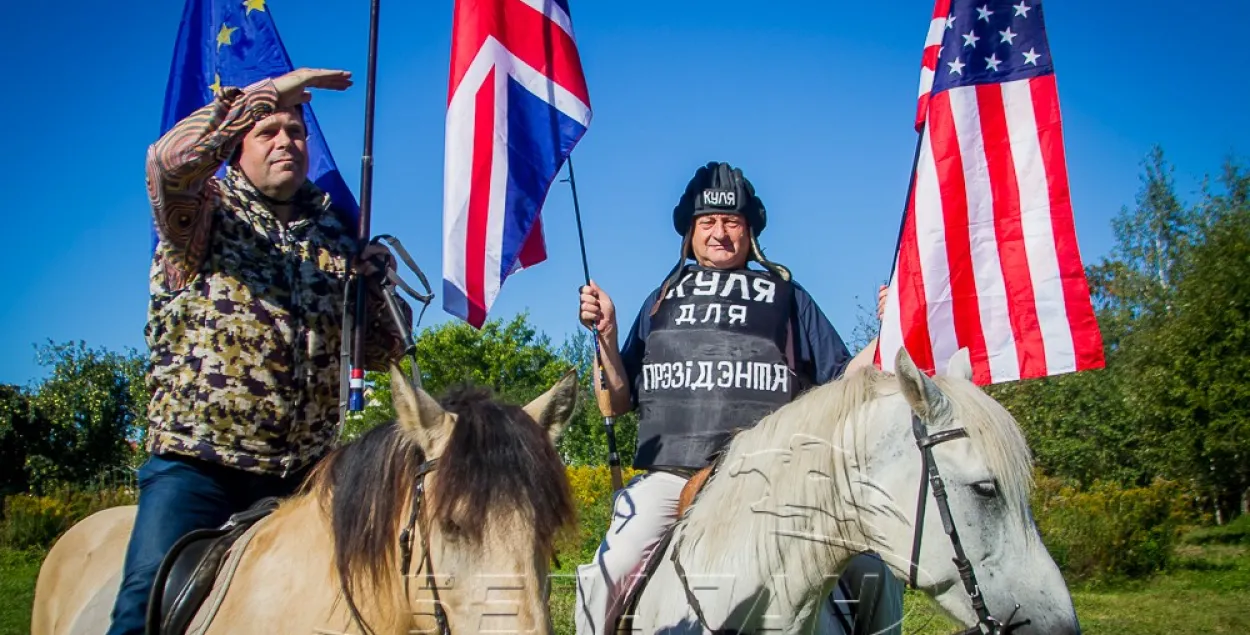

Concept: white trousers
[[574, 471, 904, 635]]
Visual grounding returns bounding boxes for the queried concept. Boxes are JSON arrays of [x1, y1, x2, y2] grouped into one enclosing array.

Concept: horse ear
[[947, 348, 974, 381], [390, 364, 450, 450], [895, 347, 947, 422], [524, 369, 580, 444]]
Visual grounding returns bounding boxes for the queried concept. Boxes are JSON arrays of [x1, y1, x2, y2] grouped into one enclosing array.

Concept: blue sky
[[1, 0, 1246, 386]]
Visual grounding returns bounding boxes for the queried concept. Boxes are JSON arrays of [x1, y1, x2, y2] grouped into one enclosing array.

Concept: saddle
[[145, 497, 280, 635], [676, 463, 715, 518]]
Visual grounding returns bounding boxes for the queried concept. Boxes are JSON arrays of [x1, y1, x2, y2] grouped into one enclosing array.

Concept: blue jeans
[[106, 453, 309, 635]]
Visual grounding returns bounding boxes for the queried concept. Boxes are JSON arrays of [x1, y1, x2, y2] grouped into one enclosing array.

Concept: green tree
[[1123, 160, 1250, 521], [24, 341, 147, 493], [552, 329, 638, 467], [341, 314, 638, 467], [987, 369, 1146, 486], [1111, 147, 1191, 312], [0, 385, 43, 496], [1003, 150, 1250, 521], [343, 314, 574, 437]]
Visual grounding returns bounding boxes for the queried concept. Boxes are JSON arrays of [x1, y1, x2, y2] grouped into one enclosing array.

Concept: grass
[[1064, 544, 1250, 634], [0, 550, 41, 635], [4, 546, 1247, 634], [1181, 514, 1250, 546]]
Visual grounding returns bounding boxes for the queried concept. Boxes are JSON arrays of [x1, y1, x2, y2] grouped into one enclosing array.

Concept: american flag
[[442, 0, 592, 328], [876, 0, 1104, 384]]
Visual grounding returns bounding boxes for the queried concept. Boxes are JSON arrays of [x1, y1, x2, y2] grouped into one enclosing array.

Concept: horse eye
[[971, 481, 998, 498], [442, 519, 463, 537]]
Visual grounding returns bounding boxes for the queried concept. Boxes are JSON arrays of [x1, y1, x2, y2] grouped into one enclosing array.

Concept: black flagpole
[[566, 156, 624, 493], [869, 124, 925, 368], [348, 0, 382, 413], [888, 124, 926, 283]]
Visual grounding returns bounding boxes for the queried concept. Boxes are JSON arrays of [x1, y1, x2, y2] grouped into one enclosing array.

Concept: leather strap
[[398, 459, 451, 635], [906, 413, 1030, 635]]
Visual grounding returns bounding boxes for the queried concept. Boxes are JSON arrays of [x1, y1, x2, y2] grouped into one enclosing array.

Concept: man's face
[[237, 108, 308, 200], [690, 212, 750, 269]]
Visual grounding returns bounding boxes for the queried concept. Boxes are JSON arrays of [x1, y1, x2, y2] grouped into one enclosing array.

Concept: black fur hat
[[672, 161, 767, 236]]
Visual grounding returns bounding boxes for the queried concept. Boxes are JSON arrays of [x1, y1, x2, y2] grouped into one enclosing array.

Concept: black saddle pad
[[146, 497, 280, 635]]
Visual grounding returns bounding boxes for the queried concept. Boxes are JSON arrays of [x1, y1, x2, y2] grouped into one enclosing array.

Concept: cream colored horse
[[33, 369, 581, 635]]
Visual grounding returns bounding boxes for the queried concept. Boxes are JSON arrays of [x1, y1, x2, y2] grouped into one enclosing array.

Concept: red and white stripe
[[878, 75, 1105, 383], [915, 0, 951, 131]]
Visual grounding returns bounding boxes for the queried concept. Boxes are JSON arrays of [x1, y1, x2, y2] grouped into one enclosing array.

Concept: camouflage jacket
[[144, 79, 408, 477]]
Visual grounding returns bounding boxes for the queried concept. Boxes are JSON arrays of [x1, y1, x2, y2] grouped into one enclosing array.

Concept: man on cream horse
[[598, 347, 1080, 634], [102, 66, 410, 635]]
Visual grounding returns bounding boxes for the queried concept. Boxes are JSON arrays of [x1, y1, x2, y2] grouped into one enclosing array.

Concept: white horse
[[587, 348, 1079, 634]]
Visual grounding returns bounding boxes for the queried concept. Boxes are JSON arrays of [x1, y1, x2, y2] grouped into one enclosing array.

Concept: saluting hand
[[579, 280, 617, 336], [272, 68, 353, 109]]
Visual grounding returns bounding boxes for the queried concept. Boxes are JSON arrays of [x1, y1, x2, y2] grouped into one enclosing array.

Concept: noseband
[[907, 413, 1030, 635], [398, 457, 452, 635]]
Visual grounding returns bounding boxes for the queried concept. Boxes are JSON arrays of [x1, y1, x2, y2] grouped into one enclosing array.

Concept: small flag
[[877, 0, 1104, 384], [158, 0, 357, 233], [441, 0, 592, 328]]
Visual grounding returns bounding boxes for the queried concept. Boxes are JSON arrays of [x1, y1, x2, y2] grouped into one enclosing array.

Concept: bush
[[1, 485, 135, 550], [555, 465, 642, 570], [1032, 473, 1199, 584], [1182, 513, 1250, 546]]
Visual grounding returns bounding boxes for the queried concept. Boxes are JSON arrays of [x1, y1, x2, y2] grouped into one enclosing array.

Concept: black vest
[[634, 265, 798, 471]]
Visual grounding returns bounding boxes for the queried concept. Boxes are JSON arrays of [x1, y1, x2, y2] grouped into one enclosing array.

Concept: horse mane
[[681, 367, 1035, 578], [766, 367, 1035, 522], [300, 383, 575, 631]]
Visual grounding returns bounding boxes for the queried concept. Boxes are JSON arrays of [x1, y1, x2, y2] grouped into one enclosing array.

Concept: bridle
[[398, 457, 452, 635], [907, 412, 1030, 635]]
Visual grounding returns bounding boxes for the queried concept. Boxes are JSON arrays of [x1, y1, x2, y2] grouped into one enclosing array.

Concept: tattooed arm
[[145, 79, 280, 288]]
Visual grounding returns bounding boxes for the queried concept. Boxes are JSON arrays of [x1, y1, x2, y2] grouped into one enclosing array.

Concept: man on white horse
[[106, 68, 409, 635], [575, 161, 903, 634]]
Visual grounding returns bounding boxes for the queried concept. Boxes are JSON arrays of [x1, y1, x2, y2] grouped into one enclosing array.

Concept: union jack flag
[[877, 0, 1104, 384], [442, 0, 592, 327]]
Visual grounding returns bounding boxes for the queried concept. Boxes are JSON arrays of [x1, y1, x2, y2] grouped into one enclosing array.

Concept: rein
[[398, 457, 452, 635], [907, 413, 1030, 635]]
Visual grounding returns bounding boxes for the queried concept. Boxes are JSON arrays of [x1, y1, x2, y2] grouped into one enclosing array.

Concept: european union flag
[[159, 0, 358, 228]]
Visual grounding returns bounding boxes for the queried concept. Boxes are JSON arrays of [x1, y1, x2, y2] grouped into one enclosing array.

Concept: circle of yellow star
[[216, 23, 238, 50], [244, 0, 266, 15], [209, 73, 223, 96]]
